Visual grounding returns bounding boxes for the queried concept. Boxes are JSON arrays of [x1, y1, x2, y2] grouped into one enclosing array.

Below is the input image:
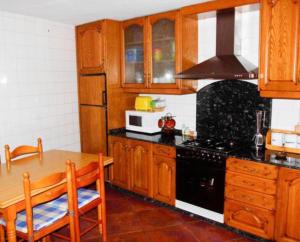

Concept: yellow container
[[135, 96, 152, 111]]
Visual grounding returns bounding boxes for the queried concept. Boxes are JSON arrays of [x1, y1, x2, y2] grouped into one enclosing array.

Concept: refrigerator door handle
[[102, 90, 107, 106]]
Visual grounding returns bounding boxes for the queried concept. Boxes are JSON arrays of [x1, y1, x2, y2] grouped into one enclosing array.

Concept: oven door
[[176, 157, 225, 213]]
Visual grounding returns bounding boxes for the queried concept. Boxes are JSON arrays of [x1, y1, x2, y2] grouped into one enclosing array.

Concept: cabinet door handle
[[102, 91, 107, 105]]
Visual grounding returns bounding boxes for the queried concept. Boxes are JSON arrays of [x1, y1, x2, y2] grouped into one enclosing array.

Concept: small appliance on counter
[[151, 98, 166, 112], [134, 96, 152, 111], [158, 113, 176, 134], [126, 110, 163, 134]]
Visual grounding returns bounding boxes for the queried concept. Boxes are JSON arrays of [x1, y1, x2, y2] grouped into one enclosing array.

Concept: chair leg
[[0, 225, 5, 242], [41, 235, 52, 242], [98, 203, 107, 242]]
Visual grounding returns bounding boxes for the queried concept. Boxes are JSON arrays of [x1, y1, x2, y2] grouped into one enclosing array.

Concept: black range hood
[[175, 8, 258, 80]]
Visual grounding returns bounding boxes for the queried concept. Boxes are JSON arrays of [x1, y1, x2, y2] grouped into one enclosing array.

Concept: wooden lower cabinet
[[225, 185, 276, 211], [109, 136, 175, 204], [226, 171, 277, 195], [152, 155, 175, 205], [275, 168, 300, 242], [109, 137, 130, 189], [224, 199, 275, 239], [225, 157, 277, 240], [129, 140, 152, 197]]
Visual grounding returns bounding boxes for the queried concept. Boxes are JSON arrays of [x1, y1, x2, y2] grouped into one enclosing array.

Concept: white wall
[[0, 11, 80, 163], [142, 4, 300, 133]]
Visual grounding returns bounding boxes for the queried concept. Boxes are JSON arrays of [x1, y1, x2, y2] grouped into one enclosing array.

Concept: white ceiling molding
[[0, 0, 207, 25]]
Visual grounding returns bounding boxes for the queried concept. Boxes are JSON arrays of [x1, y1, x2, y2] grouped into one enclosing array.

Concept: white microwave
[[125, 110, 163, 134]]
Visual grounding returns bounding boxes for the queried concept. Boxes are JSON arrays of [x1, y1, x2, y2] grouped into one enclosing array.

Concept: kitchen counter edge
[[229, 148, 300, 171], [109, 128, 183, 147]]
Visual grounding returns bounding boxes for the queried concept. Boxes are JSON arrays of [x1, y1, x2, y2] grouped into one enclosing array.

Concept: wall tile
[[0, 10, 79, 163]]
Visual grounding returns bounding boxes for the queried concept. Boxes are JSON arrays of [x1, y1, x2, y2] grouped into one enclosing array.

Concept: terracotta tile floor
[[52, 186, 258, 242]]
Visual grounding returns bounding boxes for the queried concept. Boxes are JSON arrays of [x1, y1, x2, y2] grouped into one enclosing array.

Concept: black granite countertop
[[109, 129, 300, 170], [230, 147, 300, 170], [109, 128, 184, 147]]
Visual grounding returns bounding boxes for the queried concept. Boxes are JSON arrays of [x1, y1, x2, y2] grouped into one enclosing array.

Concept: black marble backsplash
[[196, 80, 271, 144]]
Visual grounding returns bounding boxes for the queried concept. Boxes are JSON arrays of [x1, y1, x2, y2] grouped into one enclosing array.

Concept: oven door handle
[[199, 178, 215, 188]]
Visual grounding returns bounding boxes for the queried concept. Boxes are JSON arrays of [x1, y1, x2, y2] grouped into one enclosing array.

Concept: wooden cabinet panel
[[121, 10, 198, 94], [121, 17, 148, 89], [225, 185, 276, 211], [225, 199, 275, 240], [109, 137, 176, 204], [109, 137, 131, 189], [227, 158, 278, 180], [259, 0, 300, 98], [153, 155, 175, 205], [129, 140, 152, 196], [153, 144, 176, 158], [275, 168, 300, 242], [80, 106, 107, 154], [148, 11, 179, 89], [77, 23, 104, 74], [76, 20, 137, 157], [79, 75, 106, 105], [225, 158, 277, 240], [226, 171, 277, 195]]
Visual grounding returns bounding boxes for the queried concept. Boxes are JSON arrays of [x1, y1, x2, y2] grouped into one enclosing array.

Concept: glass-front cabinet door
[[122, 18, 147, 88], [148, 11, 179, 88]]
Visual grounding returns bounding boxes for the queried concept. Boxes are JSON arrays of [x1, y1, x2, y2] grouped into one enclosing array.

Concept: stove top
[[178, 138, 243, 154]]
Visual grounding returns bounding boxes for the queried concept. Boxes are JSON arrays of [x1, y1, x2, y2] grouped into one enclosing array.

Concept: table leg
[[4, 206, 17, 242]]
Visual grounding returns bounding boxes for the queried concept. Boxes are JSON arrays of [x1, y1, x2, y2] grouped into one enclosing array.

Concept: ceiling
[[0, 0, 206, 25]]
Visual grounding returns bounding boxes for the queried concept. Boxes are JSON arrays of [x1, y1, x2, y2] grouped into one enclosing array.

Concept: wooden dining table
[[0, 149, 113, 242]]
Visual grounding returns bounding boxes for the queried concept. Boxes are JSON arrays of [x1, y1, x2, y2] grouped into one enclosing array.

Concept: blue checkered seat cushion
[[0, 202, 67, 233], [48, 188, 100, 210]]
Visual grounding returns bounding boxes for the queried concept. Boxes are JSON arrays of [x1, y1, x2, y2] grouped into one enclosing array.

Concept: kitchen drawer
[[227, 158, 278, 180], [225, 185, 276, 211], [224, 199, 275, 240], [153, 144, 176, 158], [226, 171, 277, 195]]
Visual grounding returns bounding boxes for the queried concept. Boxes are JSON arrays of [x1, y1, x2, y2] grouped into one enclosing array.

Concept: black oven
[[176, 147, 226, 214]]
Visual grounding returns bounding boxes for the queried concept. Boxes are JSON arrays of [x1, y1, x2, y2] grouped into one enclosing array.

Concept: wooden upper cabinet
[[259, 0, 300, 98], [121, 10, 198, 94], [275, 167, 300, 242], [148, 11, 179, 89], [76, 22, 104, 74], [121, 17, 147, 88], [129, 140, 152, 196]]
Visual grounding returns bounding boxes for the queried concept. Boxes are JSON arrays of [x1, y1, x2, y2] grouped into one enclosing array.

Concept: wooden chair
[[0, 160, 77, 242], [0, 138, 43, 239], [5, 138, 43, 167], [53, 153, 107, 241]]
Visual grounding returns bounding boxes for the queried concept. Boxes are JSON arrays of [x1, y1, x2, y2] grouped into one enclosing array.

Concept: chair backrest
[[69, 153, 106, 241], [5, 138, 43, 165], [23, 160, 75, 240]]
